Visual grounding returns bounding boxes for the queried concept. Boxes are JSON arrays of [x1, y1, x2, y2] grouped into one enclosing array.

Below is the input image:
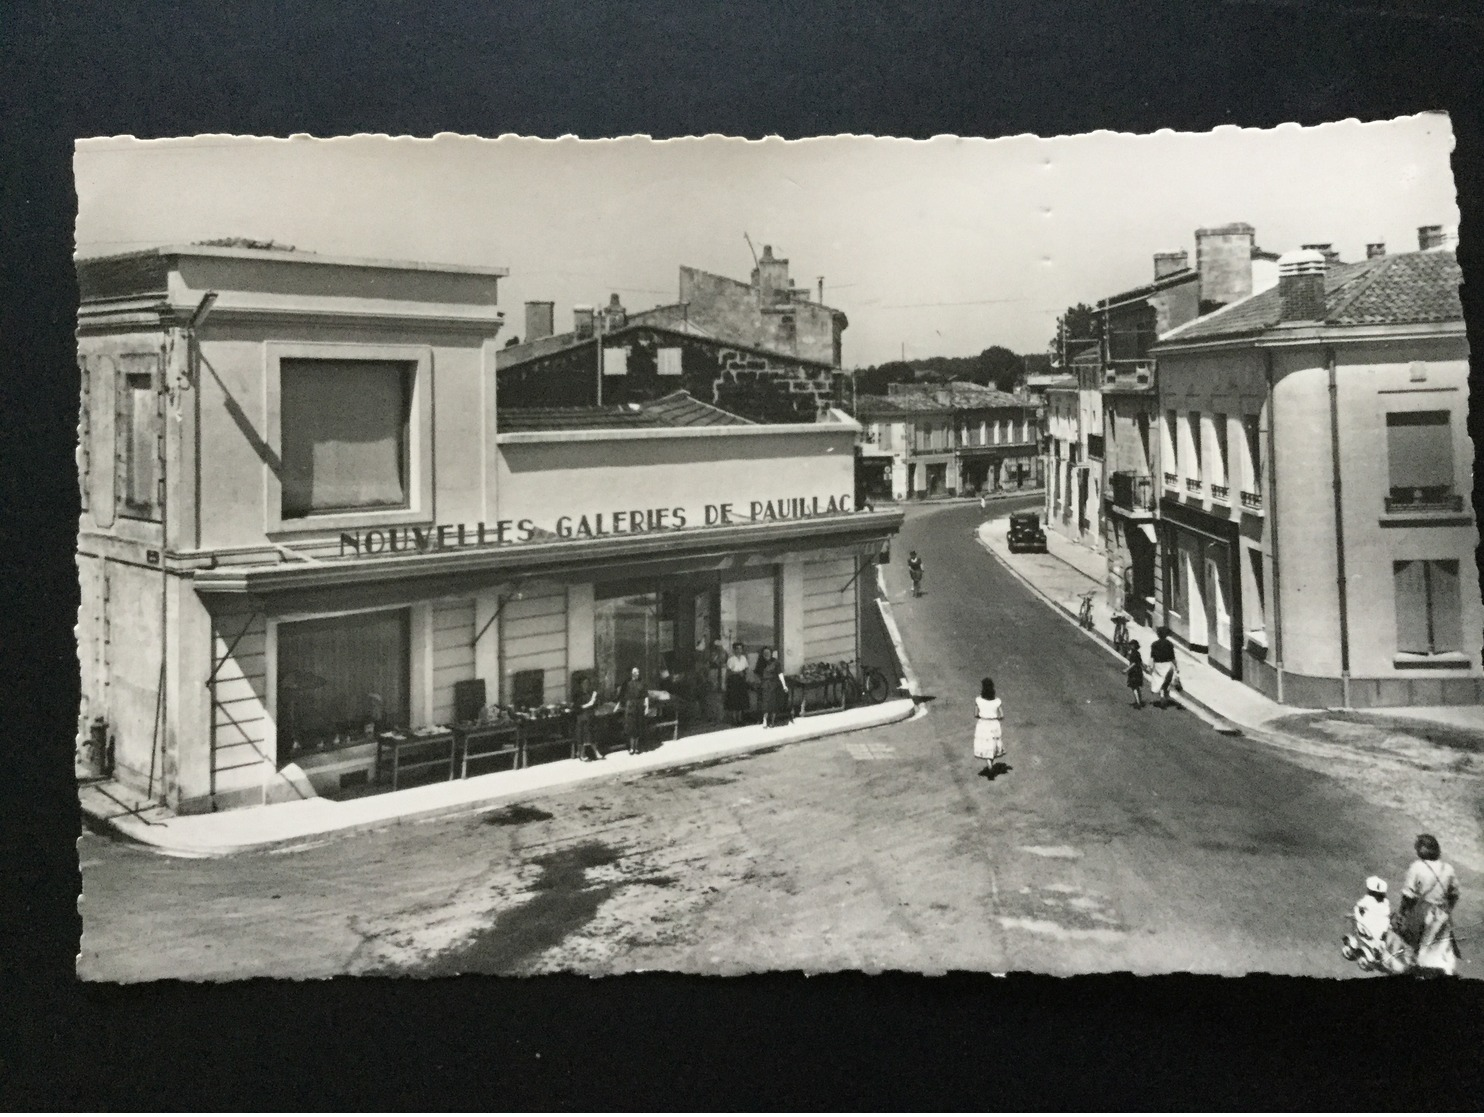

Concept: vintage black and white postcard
[[74, 120, 1477, 981]]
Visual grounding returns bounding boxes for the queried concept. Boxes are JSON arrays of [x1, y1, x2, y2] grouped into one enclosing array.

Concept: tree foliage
[[852, 345, 1031, 395]]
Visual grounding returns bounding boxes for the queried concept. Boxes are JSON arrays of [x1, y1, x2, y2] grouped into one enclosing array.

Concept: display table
[[456, 721, 522, 778], [376, 727, 458, 790], [791, 672, 849, 716], [518, 713, 577, 767]]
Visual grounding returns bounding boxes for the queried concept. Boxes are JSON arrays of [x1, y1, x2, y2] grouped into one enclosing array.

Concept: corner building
[[75, 245, 901, 813]]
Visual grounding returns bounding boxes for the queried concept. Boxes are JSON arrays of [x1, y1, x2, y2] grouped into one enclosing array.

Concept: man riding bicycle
[[907, 551, 924, 597]]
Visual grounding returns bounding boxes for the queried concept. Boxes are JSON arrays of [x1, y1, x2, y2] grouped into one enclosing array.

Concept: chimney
[[1195, 223, 1256, 309], [752, 244, 792, 303], [524, 300, 555, 342], [573, 304, 595, 340], [1418, 224, 1458, 250], [1276, 249, 1328, 323], [1302, 242, 1342, 267], [604, 292, 627, 332], [1366, 242, 1386, 259], [1153, 250, 1189, 280]]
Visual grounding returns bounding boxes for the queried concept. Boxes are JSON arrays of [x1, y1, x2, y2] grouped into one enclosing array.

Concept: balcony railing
[[1210, 483, 1229, 502], [1385, 489, 1465, 514], [1163, 471, 1178, 488], [1240, 490, 1263, 511], [1185, 478, 1202, 494]]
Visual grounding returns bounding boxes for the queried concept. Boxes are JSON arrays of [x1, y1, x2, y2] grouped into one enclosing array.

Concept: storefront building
[[76, 245, 902, 813]]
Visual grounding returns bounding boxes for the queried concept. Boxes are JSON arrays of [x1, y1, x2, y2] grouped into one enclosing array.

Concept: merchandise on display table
[[376, 725, 459, 790]]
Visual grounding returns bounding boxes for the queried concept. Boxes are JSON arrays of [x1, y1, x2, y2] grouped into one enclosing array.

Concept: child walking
[[1125, 642, 1146, 709]]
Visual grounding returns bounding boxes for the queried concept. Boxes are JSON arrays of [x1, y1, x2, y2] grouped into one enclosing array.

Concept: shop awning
[[192, 509, 904, 614]]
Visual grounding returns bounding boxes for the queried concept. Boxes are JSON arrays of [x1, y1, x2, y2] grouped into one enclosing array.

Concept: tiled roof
[[1158, 249, 1462, 344], [498, 390, 754, 432]]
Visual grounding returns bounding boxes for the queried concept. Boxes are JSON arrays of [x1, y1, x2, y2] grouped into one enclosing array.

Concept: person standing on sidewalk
[[973, 677, 1006, 775], [1149, 627, 1178, 708], [1124, 643, 1146, 709], [574, 673, 604, 761], [617, 666, 649, 755], [907, 551, 924, 597]]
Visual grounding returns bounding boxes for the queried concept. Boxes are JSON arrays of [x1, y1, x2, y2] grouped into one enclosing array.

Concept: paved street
[[79, 499, 1477, 980]]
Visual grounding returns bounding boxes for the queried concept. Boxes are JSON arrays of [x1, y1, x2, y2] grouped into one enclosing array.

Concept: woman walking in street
[[1396, 833, 1462, 976], [724, 641, 752, 725], [617, 665, 649, 755], [1125, 642, 1146, 709], [973, 677, 1006, 775], [574, 672, 603, 761]]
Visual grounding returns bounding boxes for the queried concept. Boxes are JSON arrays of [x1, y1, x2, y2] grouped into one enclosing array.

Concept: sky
[[75, 117, 1458, 365]]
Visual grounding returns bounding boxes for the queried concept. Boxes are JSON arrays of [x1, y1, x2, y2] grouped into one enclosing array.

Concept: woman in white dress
[[973, 677, 1005, 773]]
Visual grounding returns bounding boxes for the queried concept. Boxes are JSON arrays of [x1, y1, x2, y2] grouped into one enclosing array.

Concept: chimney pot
[[1418, 224, 1457, 251], [1276, 249, 1328, 323], [1366, 242, 1386, 259]]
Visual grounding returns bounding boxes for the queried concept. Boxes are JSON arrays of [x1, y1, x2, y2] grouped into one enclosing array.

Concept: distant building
[[496, 247, 849, 424], [850, 381, 1042, 501], [1039, 223, 1281, 621], [1152, 231, 1479, 707]]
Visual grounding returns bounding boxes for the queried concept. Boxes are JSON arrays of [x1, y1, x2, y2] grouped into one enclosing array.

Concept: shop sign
[[338, 493, 855, 558]]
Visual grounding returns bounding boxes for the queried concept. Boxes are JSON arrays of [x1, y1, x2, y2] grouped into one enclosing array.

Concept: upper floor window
[[1163, 409, 1178, 472], [1242, 414, 1262, 490], [280, 359, 411, 519], [121, 371, 159, 518], [1187, 411, 1203, 479], [657, 346, 683, 376], [1386, 410, 1458, 511], [602, 346, 628, 376]]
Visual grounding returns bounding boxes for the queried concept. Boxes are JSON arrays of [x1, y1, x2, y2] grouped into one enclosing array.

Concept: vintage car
[[1007, 511, 1048, 553]]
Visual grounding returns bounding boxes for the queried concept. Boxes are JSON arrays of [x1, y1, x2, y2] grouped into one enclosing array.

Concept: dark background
[[3, 0, 1483, 1108]]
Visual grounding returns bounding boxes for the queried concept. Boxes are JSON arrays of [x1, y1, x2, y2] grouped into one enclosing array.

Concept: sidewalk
[[80, 698, 917, 857], [976, 516, 1484, 741]]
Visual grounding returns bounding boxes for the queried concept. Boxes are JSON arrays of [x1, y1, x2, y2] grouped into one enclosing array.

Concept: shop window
[[1385, 411, 1457, 510], [1393, 560, 1463, 656], [280, 359, 411, 519], [276, 608, 411, 763], [603, 346, 628, 376], [594, 589, 662, 699], [121, 372, 159, 517], [657, 347, 683, 376]]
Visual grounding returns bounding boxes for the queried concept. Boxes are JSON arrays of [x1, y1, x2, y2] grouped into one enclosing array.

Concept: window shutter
[[603, 346, 628, 376], [1393, 560, 1430, 654], [1386, 411, 1453, 491], [1428, 560, 1463, 654]]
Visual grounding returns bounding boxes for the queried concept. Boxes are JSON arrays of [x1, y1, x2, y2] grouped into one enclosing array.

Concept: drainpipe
[[1326, 345, 1352, 706], [1263, 349, 1284, 704]]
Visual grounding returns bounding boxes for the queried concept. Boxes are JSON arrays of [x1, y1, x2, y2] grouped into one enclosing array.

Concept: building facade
[[496, 245, 849, 424], [851, 381, 1042, 501], [1152, 238, 1480, 707], [75, 245, 902, 814]]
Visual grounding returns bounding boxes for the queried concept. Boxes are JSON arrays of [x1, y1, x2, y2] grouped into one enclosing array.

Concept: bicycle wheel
[[863, 667, 891, 704]]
